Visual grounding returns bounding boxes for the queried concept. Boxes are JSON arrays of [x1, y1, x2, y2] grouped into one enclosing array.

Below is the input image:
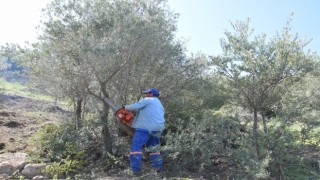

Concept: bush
[[28, 121, 102, 160], [43, 142, 86, 179], [27, 123, 90, 178], [162, 111, 302, 179], [162, 113, 259, 178], [28, 123, 65, 162]]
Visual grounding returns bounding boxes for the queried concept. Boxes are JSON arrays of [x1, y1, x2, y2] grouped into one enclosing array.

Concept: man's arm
[[125, 98, 149, 111]]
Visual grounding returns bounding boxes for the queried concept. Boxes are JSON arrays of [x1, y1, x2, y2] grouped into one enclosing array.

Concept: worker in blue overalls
[[125, 88, 165, 175]]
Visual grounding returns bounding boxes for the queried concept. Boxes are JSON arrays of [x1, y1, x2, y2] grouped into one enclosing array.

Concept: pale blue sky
[[0, 0, 319, 56], [168, 0, 320, 55]]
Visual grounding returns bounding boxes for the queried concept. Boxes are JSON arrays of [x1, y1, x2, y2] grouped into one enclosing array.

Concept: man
[[125, 88, 165, 174]]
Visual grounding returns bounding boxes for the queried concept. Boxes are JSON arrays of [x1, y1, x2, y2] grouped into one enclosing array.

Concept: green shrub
[[27, 123, 65, 162], [28, 122, 97, 160], [163, 112, 297, 179], [163, 114, 256, 178], [43, 142, 86, 179]]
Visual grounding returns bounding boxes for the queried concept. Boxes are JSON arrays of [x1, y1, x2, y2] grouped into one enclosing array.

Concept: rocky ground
[[0, 94, 73, 179]]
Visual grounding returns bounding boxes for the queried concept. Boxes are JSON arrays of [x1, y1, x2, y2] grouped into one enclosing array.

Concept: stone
[[17, 161, 30, 171], [0, 161, 15, 174], [33, 175, 50, 180], [21, 163, 46, 178], [0, 173, 9, 179], [0, 143, 5, 150]]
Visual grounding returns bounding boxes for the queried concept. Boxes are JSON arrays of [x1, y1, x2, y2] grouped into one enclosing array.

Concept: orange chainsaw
[[103, 97, 134, 127]]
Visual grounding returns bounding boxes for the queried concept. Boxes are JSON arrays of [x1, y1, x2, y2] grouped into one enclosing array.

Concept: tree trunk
[[75, 98, 82, 130], [253, 108, 260, 159], [277, 162, 286, 180], [102, 96, 135, 137], [101, 104, 113, 154], [118, 121, 135, 137], [261, 113, 268, 133]]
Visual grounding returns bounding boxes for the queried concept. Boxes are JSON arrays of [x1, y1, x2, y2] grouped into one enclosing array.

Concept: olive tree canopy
[[18, 0, 206, 154], [210, 18, 316, 158]]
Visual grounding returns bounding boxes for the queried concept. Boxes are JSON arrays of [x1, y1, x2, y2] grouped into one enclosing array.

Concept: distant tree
[[210, 18, 316, 159], [0, 49, 11, 75], [6, 57, 25, 72], [0, 57, 10, 74]]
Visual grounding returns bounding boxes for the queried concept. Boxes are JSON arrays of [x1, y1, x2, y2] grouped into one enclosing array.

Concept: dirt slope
[[0, 94, 69, 156]]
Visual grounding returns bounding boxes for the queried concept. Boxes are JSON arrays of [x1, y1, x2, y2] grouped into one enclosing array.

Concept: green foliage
[[28, 123, 64, 162], [44, 162, 64, 180], [0, 78, 26, 94], [207, 17, 318, 179], [2, 2, 319, 179], [0, 51, 10, 73], [18, 0, 191, 104], [28, 123, 89, 178], [163, 113, 261, 178], [164, 75, 228, 128], [284, 160, 320, 179], [211, 18, 316, 120], [27, 123, 89, 162], [164, 102, 320, 179], [43, 142, 86, 179], [103, 152, 126, 171]]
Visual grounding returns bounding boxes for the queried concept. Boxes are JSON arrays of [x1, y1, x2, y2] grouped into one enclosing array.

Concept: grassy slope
[[0, 78, 54, 101]]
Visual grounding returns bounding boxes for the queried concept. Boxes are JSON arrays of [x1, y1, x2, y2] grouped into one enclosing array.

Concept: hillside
[[0, 94, 68, 154], [0, 92, 73, 179]]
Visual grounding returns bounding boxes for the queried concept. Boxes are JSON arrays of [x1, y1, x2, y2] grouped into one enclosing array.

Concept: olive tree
[[19, 0, 203, 155], [210, 18, 316, 159]]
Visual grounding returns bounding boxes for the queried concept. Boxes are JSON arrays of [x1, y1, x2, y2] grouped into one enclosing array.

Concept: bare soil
[[0, 94, 68, 155]]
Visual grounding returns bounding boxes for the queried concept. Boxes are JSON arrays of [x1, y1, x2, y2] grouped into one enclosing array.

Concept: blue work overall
[[130, 129, 162, 173]]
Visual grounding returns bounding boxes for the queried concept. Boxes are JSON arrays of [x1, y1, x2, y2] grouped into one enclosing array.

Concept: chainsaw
[[103, 97, 134, 127]]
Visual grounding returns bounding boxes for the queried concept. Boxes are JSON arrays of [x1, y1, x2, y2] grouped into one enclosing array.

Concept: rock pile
[[0, 153, 50, 180]]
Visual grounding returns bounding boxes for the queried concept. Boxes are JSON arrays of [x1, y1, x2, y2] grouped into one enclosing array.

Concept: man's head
[[143, 88, 160, 97]]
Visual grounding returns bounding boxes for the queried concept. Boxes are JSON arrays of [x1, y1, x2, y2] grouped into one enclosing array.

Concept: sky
[[0, 0, 319, 55]]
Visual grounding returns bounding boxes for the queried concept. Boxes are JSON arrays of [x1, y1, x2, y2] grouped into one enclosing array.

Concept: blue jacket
[[125, 97, 165, 131]]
